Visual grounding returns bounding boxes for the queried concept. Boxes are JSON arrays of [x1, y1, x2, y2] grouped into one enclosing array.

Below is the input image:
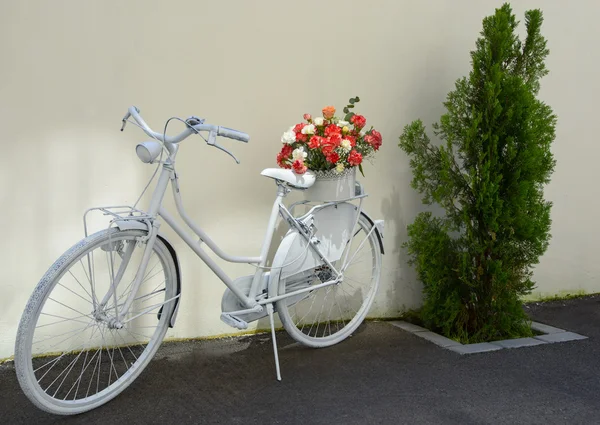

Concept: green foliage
[[398, 4, 557, 343], [344, 97, 360, 121]]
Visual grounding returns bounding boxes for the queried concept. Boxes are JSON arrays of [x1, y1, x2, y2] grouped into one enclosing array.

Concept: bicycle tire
[[275, 214, 381, 348], [14, 228, 177, 415]]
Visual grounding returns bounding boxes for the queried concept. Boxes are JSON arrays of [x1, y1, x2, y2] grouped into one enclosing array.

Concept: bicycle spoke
[[85, 344, 102, 398], [104, 259, 163, 310], [57, 281, 93, 306], [37, 323, 97, 384], [37, 313, 91, 329], [108, 329, 131, 371], [69, 267, 95, 304], [121, 295, 179, 325], [47, 297, 90, 320], [46, 350, 84, 395], [113, 328, 140, 362], [97, 325, 119, 386], [66, 349, 91, 400], [33, 322, 93, 348]]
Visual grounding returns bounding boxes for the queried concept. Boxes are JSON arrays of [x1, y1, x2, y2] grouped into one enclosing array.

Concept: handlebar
[[122, 106, 250, 145]]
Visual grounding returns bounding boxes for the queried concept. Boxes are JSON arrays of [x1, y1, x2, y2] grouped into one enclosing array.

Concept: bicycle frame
[[107, 148, 361, 324]]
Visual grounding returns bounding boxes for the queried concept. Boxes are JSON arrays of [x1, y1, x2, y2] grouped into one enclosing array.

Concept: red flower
[[324, 124, 341, 137], [292, 160, 307, 174], [293, 123, 306, 134], [329, 133, 342, 146], [351, 115, 366, 129], [348, 150, 363, 166], [364, 132, 382, 150], [321, 136, 340, 155], [277, 152, 291, 169], [371, 129, 382, 143], [303, 113, 312, 121], [281, 144, 293, 157], [296, 133, 308, 143], [326, 151, 340, 164], [321, 144, 334, 155], [345, 135, 356, 147], [308, 136, 322, 149]]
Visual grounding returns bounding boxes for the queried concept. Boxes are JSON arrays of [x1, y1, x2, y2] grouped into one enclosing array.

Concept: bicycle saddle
[[260, 168, 316, 189]]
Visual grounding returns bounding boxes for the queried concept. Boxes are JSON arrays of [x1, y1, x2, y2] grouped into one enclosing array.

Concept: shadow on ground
[[2, 297, 600, 424]]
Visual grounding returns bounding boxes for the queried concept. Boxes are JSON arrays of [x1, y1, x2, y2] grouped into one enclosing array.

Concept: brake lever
[[120, 113, 129, 131], [120, 107, 140, 132], [207, 131, 240, 164]]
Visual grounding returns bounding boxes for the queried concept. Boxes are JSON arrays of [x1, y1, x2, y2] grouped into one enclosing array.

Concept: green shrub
[[398, 4, 556, 343]]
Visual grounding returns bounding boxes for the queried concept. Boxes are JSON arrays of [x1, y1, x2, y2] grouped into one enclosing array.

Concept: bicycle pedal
[[220, 313, 248, 330]]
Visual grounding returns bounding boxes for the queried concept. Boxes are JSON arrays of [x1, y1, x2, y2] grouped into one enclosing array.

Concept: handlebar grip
[[217, 126, 250, 143]]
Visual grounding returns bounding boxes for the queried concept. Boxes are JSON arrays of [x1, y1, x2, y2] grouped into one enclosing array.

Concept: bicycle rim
[[276, 214, 381, 347], [15, 229, 177, 415]]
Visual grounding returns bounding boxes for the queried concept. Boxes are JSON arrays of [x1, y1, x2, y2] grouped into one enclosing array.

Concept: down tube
[[158, 207, 256, 309]]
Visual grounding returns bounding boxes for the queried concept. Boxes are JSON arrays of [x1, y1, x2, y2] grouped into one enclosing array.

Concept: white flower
[[292, 147, 307, 161], [336, 163, 345, 173], [340, 139, 352, 152], [314, 117, 324, 126], [281, 127, 296, 145], [337, 120, 349, 128], [301, 124, 315, 135]]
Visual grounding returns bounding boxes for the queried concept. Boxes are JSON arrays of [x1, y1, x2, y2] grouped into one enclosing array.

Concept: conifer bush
[[399, 4, 556, 343]]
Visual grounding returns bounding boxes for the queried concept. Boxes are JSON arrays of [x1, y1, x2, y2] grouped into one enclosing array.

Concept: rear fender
[[359, 212, 385, 255]]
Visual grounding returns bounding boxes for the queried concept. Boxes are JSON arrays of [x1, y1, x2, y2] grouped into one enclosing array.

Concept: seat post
[[248, 184, 288, 299]]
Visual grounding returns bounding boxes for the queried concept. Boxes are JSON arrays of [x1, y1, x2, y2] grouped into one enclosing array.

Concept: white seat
[[260, 168, 316, 189]]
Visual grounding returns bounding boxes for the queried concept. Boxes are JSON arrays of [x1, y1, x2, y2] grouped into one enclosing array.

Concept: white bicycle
[[14, 106, 384, 415]]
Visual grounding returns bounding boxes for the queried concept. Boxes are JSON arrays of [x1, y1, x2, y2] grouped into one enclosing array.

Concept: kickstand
[[266, 303, 282, 381]]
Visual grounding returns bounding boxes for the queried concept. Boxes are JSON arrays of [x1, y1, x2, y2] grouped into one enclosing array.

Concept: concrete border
[[389, 321, 588, 355]]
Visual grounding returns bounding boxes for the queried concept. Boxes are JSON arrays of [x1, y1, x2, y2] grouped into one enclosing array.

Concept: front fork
[[95, 222, 161, 328], [95, 164, 174, 327]]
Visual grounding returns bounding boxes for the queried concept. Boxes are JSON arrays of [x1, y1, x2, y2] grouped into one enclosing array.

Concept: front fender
[[113, 220, 182, 328]]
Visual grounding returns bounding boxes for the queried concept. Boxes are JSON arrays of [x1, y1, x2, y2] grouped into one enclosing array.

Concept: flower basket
[[303, 167, 356, 202]]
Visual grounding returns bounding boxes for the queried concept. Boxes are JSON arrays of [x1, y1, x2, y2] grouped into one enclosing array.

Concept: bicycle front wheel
[[276, 213, 382, 348], [15, 229, 178, 415]]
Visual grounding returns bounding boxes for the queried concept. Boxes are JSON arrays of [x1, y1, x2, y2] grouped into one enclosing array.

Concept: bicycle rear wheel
[[275, 214, 381, 348], [14, 229, 177, 415]]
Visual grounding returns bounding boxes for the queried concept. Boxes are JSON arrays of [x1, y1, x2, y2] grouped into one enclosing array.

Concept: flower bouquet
[[276, 97, 382, 177], [275, 97, 382, 201]]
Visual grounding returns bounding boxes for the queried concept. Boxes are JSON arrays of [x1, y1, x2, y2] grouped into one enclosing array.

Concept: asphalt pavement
[[2, 296, 600, 424]]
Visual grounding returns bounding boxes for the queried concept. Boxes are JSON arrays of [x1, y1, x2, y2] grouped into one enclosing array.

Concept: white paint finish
[[2, 1, 600, 358], [260, 169, 316, 189]]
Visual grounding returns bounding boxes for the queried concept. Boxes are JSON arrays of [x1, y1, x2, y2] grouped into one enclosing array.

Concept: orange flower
[[322, 105, 336, 119]]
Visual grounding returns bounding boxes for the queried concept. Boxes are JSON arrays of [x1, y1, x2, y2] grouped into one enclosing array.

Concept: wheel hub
[[93, 308, 123, 329]]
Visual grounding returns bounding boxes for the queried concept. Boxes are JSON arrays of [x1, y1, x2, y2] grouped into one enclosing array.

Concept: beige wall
[[1, 0, 599, 359]]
